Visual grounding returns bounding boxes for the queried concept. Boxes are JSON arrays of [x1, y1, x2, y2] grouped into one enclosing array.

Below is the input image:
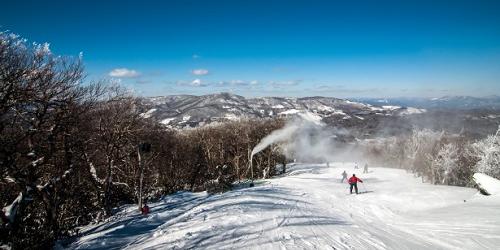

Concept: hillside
[[138, 93, 500, 138], [64, 163, 500, 249], [138, 93, 424, 129]]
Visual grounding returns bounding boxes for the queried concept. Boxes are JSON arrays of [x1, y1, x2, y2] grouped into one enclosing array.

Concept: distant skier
[[326, 162, 330, 168], [363, 163, 369, 173], [341, 171, 348, 183], [348, 174, 363, 194], [354, 162, 359, 169], [141, 203, 150, 215]]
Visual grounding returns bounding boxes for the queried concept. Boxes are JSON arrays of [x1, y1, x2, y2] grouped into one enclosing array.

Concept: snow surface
[[278, 109, 301, 115], [382, 105, 401, 111], [317, 105, 335, 112], [139, 109, 157, 118], [224, 113, 240, 121], [473, 173, 500, 195], [399, 107, 427, 115], [66, 163, 500, 249], [160, 118, 175, 125]]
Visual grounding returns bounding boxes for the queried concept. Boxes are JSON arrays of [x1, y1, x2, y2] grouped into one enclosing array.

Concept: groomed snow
[[66, 163, 500, 249]]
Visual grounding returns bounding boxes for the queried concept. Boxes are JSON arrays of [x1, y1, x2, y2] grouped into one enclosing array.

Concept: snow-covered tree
[[433, 143, 459, 185], [404, 128, 445, 182], [471, 126, 500, 179]]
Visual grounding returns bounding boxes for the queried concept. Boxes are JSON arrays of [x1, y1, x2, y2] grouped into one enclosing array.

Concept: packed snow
[[65, 163, 500, 249]]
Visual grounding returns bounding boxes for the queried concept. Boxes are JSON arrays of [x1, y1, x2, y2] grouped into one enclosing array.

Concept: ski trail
[[66, 163, 500, 250]]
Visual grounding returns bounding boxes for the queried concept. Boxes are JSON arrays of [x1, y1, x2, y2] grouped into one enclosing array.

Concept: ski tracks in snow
[[67, 163, 500, 250]]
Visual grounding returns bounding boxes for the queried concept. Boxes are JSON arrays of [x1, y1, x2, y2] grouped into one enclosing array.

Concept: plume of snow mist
[[251, 123, 300, 157], [251, 112, 345, 163]]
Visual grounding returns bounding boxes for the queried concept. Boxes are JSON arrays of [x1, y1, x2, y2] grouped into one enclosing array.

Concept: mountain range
[[138, 93, 426, 129], [354, 95, 500, 110]]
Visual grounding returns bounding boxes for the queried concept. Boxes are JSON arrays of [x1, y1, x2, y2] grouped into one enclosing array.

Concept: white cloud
[[190, 78, 206, 87], [108, 68, 140, 78], [191, 69, 209, 76]]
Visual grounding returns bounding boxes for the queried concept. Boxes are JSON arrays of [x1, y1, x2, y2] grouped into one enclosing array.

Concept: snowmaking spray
[[249, 123, 301, 185], [248, 112, 348, 185]]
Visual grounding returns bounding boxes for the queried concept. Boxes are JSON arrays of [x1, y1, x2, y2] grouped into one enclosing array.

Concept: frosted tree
[[472, 126, 500, 179], [405, 128, 445, 182], [433, 143, 459, 185]]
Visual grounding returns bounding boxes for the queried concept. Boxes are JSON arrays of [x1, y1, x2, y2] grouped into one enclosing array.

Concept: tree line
[[0, 32, 287, 249], [360, 126, 500, 187]]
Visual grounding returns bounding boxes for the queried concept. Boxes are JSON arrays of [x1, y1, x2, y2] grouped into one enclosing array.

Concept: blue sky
[[2, 0, 500, 97]]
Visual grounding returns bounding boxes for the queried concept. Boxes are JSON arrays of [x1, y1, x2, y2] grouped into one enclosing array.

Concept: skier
[[363, 163, 369, 173], [354, 162, 359, 169], [141, 202, 150, 215], [348, 174, 363, 194], [341, 170, 348, 183]]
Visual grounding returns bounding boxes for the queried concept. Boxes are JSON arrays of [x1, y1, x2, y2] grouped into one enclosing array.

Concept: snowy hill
[[64, 163, 500, 249], [138, 93, 421, 129]]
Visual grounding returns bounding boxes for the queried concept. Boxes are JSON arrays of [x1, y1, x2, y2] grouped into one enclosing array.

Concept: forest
[[0, 32, 286, 249]]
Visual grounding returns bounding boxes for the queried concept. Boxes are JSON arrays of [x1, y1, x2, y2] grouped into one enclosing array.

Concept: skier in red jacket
[[348, 174, 363, 194], [141, 203, 150, 215]]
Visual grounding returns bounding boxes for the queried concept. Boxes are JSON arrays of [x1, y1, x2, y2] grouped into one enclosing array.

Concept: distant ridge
[[139, 92, 424, 129]]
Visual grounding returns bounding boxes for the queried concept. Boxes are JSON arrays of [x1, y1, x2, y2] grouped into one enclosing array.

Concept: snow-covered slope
[[65, 164, 500, 249]]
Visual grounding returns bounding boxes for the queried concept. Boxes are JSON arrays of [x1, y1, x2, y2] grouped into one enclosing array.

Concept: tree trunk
[[104, 158, 113, 216], [138, 148, 144, 210]]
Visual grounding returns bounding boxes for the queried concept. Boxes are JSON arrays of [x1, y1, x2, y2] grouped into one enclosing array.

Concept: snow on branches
[[472, 126, 500, 179]]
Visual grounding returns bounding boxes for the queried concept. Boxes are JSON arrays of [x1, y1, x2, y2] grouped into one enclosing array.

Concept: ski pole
[[361, 182, 367, 192]]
